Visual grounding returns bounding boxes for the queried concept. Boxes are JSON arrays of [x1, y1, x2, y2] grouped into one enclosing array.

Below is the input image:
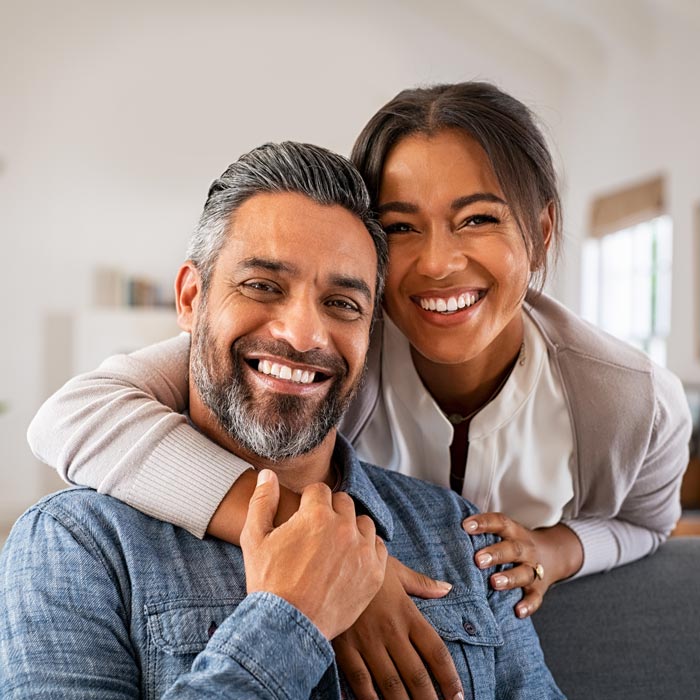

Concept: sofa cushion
[[533, 537, 700, 699]]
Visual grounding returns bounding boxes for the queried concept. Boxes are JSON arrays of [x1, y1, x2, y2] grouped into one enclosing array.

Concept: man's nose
[[266, 298, 329, 352], [415, 228, 468, 279]]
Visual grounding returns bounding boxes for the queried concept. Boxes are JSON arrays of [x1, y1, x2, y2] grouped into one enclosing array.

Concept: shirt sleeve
[[26, 333, 252, 538], [482, 561, 565, 699], [1, 507, 141, 698], [164, 593, 335, 699], [563, 364, 692, 578], [0, 509, 335, 700]]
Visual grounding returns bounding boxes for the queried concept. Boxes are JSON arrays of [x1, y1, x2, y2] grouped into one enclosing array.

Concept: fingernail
[[517, 605, 529, 618], [464, 520, 478, 532], [476, 553, 492, 567], [492, 575, 508, 588], [257, 469, 272, 485], [453, 693, 464, 700], [437, 580, 453, 593]]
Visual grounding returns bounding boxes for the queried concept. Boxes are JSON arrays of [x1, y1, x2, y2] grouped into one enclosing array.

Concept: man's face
[[179, 191, 378, 464]]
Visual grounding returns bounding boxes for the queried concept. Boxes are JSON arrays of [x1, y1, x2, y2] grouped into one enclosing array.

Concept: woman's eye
[[462, 214, 499, 227], [382, 222, 415, 235]]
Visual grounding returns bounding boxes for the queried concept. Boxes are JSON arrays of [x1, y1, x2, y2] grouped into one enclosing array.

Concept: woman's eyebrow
[[376, 201, 418, 215], [451, 193, 507, 210], [376, 193, 506, 216]]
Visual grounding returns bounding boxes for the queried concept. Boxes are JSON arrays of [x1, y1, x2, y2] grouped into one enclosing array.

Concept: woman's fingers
[[515, 583, 546, 619], [463, 512, 517, 537], [474, 538, 535, 569], [332, 636, 378, 700], [362, 648, 410, 700], [489, 563, 542, 591], [391, 557, 453, 599], [408, 618, 464, 700]]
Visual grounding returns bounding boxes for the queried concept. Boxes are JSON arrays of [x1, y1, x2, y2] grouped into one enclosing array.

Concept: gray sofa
[[532, 537, 700, 699]]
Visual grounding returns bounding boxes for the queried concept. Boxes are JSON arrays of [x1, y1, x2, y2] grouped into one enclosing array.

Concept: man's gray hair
[[187, 141, 388, 312]]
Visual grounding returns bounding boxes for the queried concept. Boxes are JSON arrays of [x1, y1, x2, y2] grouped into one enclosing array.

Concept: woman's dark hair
[[350, 82, 561, 289]]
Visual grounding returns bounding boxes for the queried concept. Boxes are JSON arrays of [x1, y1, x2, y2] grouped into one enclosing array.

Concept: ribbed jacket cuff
[[125, 423, 251, 538], [562, 517, 619, 578]]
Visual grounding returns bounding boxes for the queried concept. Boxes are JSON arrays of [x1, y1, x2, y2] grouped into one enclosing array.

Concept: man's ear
[[174, 261, 202, 332]]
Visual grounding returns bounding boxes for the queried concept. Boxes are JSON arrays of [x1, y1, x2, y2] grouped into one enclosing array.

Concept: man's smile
[[245, 357, 332, 386]]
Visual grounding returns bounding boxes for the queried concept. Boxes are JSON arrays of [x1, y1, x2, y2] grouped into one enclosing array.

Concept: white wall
[[555, 7, 700, 383], [0, 0, 567, 527], [2, 0, 699, 530]]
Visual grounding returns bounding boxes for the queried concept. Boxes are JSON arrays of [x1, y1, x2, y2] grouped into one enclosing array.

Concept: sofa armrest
[[533, 537, 700, 699]]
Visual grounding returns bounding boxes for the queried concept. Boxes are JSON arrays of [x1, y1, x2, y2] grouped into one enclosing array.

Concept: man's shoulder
[[32, 486, 144, 519], [359, 461, 479, 517], [13, 487, 163, 546]]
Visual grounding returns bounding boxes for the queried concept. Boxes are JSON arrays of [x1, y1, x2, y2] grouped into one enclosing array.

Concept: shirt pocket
[[144, 597, 243, 699], [413, 588, 503, 700]]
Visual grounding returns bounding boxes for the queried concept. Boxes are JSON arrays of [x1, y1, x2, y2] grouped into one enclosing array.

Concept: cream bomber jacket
[[27, 292, 692, 578]]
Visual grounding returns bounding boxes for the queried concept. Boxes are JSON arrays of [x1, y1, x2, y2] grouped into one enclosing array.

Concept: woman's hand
[[332, 557, 464, 700], [462, 513, 583, 618]]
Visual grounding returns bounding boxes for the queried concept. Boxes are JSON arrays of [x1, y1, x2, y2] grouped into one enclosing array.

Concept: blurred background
[[2, 0, 700, 537]]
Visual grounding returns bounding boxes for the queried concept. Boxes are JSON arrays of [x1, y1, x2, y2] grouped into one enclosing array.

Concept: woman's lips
[[412, 289, 487, 315]]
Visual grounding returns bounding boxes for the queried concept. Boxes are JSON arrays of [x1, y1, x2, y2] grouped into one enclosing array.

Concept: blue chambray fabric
[[0, 434, 564, 699]]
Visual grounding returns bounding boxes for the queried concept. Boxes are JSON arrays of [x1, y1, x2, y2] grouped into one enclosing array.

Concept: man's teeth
[[258, 359, 316, 384], [419, 292, 482, 314]]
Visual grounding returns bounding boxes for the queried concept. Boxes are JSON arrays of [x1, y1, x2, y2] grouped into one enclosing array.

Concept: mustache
[[231, 338, 349, 377]]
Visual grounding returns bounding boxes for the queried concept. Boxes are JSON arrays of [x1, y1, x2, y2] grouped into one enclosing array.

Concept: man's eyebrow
[[236, 257, 298, 274], [329, 274, 373, 303], [376, 193, 507, 216]]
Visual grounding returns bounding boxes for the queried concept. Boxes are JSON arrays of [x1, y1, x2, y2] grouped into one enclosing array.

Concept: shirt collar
[[334, 433, 394, 542], [186, 410, 394, 541], [381, 312, 547, 440]]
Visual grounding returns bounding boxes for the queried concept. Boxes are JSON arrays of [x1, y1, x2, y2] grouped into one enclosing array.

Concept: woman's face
[[378, 128, 536, 367]]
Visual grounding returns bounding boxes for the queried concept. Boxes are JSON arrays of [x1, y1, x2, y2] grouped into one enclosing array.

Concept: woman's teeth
[[258, 359, 316, 384], [419, 291, 483, 314]]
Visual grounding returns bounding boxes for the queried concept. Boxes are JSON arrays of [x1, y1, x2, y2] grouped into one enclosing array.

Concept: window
[[582, 217, 672, 366], [581, 177, 671, 366]]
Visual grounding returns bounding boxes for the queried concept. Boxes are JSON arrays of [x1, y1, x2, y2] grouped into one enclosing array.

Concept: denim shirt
[[0, 435, 564, 699]]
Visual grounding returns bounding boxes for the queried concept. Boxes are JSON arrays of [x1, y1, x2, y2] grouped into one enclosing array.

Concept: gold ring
[[533, 563, 545, 581]]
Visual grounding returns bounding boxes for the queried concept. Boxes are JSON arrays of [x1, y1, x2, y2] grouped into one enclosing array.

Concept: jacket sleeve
[[26, 333, 251, 538], [563, 365, 692, 578], [0, 510, 333, 700]]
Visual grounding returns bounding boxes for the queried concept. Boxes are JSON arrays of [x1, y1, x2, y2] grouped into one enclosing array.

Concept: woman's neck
[[410, 313, 525, 419]]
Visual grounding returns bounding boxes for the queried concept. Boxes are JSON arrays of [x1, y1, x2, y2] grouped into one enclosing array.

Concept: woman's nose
[[414, 230, 468, 279]]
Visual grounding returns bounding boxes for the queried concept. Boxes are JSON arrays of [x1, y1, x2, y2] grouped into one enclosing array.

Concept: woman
[[29, 81, 690, 693]]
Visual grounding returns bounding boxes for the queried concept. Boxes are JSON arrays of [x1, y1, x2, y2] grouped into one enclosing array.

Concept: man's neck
[[188, 395, 336, 493]]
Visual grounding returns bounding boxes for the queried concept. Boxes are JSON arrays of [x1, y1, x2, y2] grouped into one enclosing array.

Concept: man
[[0, 142, 563, 698]]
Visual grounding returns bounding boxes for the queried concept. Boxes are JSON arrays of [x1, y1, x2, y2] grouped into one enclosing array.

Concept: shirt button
[[463, 621, 477, 635]]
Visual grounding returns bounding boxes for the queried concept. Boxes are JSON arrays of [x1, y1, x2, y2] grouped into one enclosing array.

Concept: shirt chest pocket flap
[[144, 598, 243, 696], [413, 589, 503, 647], [413, 589, 504, 698]]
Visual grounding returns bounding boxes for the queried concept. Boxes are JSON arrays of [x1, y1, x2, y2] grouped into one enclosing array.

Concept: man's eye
[[326, 298, 361, 315], [382, 222, 415, 235], [242, 281, 280, 294]]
